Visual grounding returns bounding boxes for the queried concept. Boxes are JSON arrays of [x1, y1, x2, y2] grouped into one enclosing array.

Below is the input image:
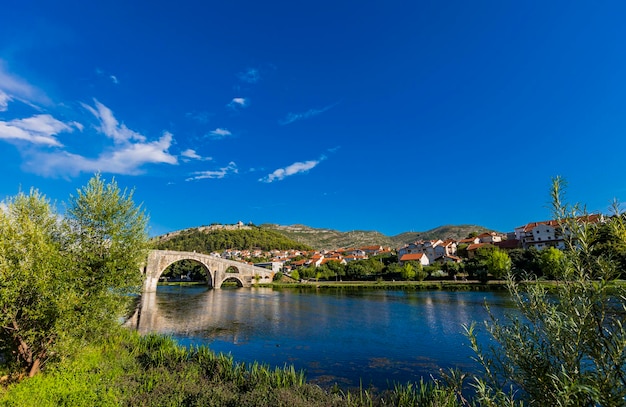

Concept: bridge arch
[[159, 258, 214, 287], [143, 250, 275, 292]]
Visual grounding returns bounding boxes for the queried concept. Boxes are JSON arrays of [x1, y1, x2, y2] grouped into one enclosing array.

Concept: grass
[[0, 329, 465, 407]]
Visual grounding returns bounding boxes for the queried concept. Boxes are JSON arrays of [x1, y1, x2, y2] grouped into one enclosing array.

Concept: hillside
[[153, 227, 311, 254], [389, 225, 494, 247], [262, 223, 495, 250], [153, 223, 498, 253], [261, 224, 394, 250]]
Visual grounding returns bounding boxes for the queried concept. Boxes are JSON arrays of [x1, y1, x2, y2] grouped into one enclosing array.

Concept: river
[[131, 285, 515, 390]]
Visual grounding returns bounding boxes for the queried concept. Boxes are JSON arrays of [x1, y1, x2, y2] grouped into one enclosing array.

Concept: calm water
[[132, 286, 515, 389]]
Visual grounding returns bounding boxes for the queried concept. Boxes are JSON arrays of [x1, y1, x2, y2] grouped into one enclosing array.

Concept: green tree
[[400, 262, 416, 280], [508, 247, 542, 279], [414, 262, 429, 281], [467, 176, 626, 406], [0, 190, 69, 377], [483, 247, 511, 279], [63, 174, 149, 342], [456, 243, 469, 259], [539, 246, 564, 279], [290, 270, 300, 281], [0, 175, 149, 377]]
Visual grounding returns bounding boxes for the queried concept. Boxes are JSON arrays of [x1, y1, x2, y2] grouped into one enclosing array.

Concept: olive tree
[[61, 174, 149, 344], [0, 190, 69, 377], [467, 177, 626, 406], [0, 175, 149, 377]]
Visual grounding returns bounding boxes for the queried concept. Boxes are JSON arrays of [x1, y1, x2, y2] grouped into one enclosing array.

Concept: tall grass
[[1, 329, 464, 406]]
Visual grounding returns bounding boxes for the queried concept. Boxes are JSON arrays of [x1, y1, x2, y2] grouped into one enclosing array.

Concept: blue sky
[[1, 1, 626, 237]]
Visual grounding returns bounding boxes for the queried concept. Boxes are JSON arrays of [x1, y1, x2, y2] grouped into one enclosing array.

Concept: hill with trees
[[153, 227, 312, 254]]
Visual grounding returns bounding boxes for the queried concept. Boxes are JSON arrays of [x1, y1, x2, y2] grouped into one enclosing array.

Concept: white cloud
[[0, 68, 179, 177], [237, 68, 260, 84], [186, 162, 238, 181], [0, 114, 78, 146], [259, 159, 322, 183], [110, 75, 119, 84], [279, 103, 337, 126], [181, 148, 211, 161], [82, 99, 146, 143], [227, 97, 248, 109], [0, 60, 50, 106], [0, 90, 11, 111], [29, 131, 178, 176], [208, 128, 232, 138]]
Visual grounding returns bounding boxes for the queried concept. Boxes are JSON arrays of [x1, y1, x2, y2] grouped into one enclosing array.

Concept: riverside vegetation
[[1, 176, 625, 406]]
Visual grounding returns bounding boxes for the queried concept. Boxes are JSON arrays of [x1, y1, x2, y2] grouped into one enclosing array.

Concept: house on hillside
[[477, 232, 503, 244], [512, 216, 603, 250], [434, 254, 462, 264], [344, 255, 368, 262], [494, 239, 521, 251], [399, 253, 430, 266], [397, 240, 444, 264], [514, 220, 564, 250], [359, 245, 390, 256], [457, 236, 480, 245], [434, 240, 458, 258]]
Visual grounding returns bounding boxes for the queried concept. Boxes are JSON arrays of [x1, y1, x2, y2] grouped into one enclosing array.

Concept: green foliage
[[400, 262, 416, 280], [468, 176, 626, 406], [0, 175, 149, 377], [539, 246, 565, 279], [508, 247, 541, 279], [1, 330, 463, 406], [483, 248, 511, 279], [161, 259, 207, 281], [0, 190, 70, 377], [589, 206, 626, 278], [156, 227, 311, 253], [456, 243, 469, 258]]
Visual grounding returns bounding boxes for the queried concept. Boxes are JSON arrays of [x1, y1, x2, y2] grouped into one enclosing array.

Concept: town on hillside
[[203, 216, 605, 278]]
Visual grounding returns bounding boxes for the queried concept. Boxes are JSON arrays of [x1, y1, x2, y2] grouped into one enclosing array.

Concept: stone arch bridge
[[142, 250, 275, 292]]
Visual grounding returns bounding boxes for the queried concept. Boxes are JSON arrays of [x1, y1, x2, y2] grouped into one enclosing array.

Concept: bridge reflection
[[127, 287, 284, 345]]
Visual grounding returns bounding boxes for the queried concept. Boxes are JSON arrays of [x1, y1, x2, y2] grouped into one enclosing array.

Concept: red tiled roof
[[458, 237, 478, 243], [399, 253, 425, 262], [518, 215, 602, 233], [467, 243, 491, 251]]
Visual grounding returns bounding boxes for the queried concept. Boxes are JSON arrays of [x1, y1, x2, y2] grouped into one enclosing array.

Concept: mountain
[[262, 223, 496, 250], [260, 224, 394, 250], [153, 223, 498, 253], [389, 225, 494, 247]]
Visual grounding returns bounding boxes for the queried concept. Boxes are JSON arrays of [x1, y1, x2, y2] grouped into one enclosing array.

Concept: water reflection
[[132, 286, 513, 390]]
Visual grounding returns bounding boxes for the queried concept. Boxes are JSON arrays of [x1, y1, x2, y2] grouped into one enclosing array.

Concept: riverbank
[[0, 329, 462, 407], [263, 279, 509, 291], [258, 278, 626, 291]]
